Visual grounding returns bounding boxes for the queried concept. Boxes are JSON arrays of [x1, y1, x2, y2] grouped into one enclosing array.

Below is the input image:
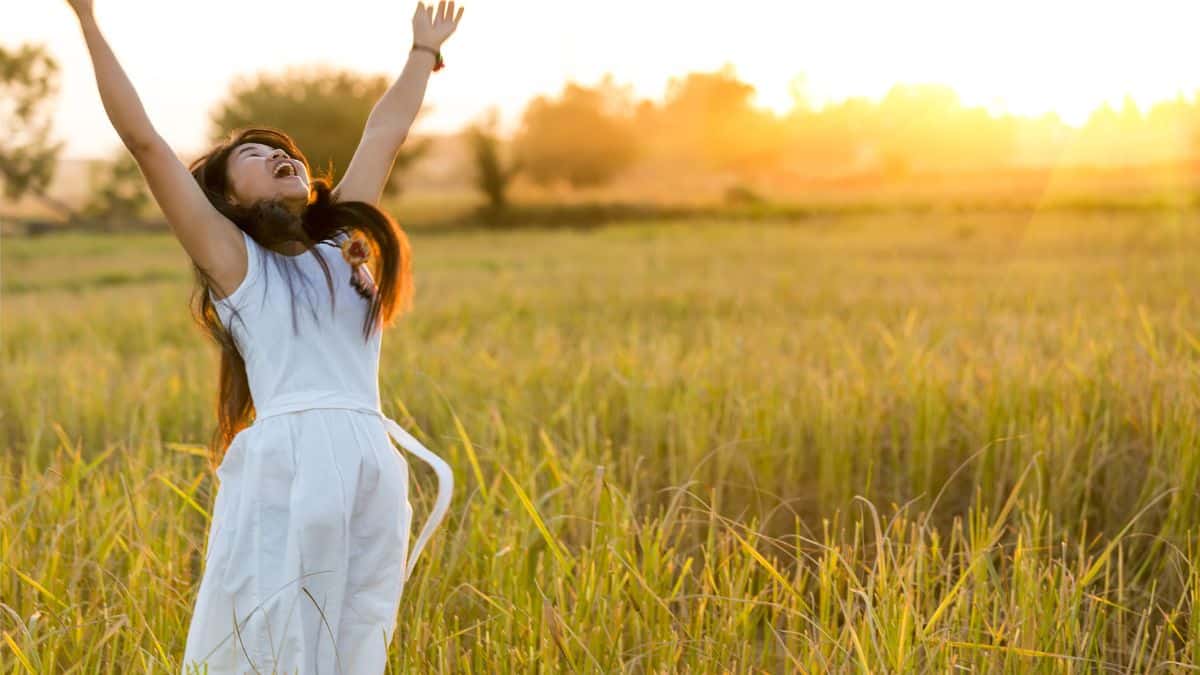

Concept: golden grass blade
[[503, 467, 568, 570]]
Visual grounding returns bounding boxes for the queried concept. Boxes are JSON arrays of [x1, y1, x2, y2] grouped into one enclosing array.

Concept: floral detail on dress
[[340, 233, 377, 300]]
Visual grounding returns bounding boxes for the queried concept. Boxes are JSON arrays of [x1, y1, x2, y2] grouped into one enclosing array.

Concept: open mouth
[[273, 162, 299, 179]]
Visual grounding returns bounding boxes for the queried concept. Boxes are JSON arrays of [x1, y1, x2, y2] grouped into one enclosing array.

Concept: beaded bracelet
[[412, 43, 445, 71]]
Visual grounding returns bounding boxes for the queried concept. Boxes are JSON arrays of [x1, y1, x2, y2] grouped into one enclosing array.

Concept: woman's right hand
[[66, 0, 94, 17]]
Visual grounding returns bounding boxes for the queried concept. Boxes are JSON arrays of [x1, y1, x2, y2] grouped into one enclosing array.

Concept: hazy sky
[[9, 0, 1200, 160]]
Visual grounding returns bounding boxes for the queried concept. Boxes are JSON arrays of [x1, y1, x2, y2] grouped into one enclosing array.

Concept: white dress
[[181, 229, 453, 675]]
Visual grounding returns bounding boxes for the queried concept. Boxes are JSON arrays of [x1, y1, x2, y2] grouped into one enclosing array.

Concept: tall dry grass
[[2, 210, 1199, 671]]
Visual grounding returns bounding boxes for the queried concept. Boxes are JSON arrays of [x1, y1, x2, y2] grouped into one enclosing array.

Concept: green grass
[[2, 210, 1200, 672]]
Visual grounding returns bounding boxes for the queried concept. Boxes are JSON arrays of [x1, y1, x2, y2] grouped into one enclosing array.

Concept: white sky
[[7, 0, 1200, 160]]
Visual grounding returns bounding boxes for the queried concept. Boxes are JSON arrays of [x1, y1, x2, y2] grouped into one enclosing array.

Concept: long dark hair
[[187, 126, 414, 470]]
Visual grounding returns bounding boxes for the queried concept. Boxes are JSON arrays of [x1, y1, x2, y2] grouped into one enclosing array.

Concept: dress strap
[[378, 414, 455, 581]]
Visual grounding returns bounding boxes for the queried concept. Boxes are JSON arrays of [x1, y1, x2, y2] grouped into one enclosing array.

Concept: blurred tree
[[871, 83, 1015, 175], [513, 74, 639, 189], [781, 96, 876, 175], [647, 64, 785, 178], [80, 147, 152, 229], [0, 43, 72, 218], [464, 106, 520, 210], [209, 65, 432, 198], [1147, 94, 1200, 165]]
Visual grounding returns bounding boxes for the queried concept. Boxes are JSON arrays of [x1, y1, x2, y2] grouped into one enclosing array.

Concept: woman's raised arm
[[69, 0, 159, 152], [331, 1, 465, 205], [68, 0, 248, 300]]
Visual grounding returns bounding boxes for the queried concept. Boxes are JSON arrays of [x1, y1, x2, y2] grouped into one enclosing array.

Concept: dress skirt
[[181, 405, 452, 675]]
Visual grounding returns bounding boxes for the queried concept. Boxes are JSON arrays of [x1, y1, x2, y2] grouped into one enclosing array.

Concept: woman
[[66, 1, 465, 672]]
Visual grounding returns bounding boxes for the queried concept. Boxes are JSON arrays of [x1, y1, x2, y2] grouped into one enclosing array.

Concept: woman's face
[[224, 142, 309, 211]]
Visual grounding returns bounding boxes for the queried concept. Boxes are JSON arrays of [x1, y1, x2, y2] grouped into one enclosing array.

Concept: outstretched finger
[[437, 0, 447, 22], [454, 5, 464, 23]]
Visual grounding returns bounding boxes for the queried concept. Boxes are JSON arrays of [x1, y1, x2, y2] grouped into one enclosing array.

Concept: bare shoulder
[[204, 225, 251, 302], [125, 136, 250, 300]]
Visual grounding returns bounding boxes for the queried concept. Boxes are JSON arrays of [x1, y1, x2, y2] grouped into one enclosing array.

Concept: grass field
[[3, 210, 1200, 672]]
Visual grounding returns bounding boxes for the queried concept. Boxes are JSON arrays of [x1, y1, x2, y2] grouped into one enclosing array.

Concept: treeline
[[510, 64, 1200, 189], [6, 40, 1200, 231]]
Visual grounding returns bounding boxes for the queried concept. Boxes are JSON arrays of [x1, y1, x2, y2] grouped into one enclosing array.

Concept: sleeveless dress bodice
[[212, 229, 383, 417]]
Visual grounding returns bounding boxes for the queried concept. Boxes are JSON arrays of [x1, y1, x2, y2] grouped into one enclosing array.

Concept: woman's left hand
[[412, 1, 464, 49]]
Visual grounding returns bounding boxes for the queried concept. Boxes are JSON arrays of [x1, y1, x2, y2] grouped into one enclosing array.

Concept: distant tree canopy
[[857, 83, 1016, 175], [642, 65, 787, 176], [0, 43, 67, 214], [631, 66, 1018, 179], [513, 75, 639, 189], [677, 65, 1200, 177], [81, 148, 152, 227], [208, 65, 431, 198]]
